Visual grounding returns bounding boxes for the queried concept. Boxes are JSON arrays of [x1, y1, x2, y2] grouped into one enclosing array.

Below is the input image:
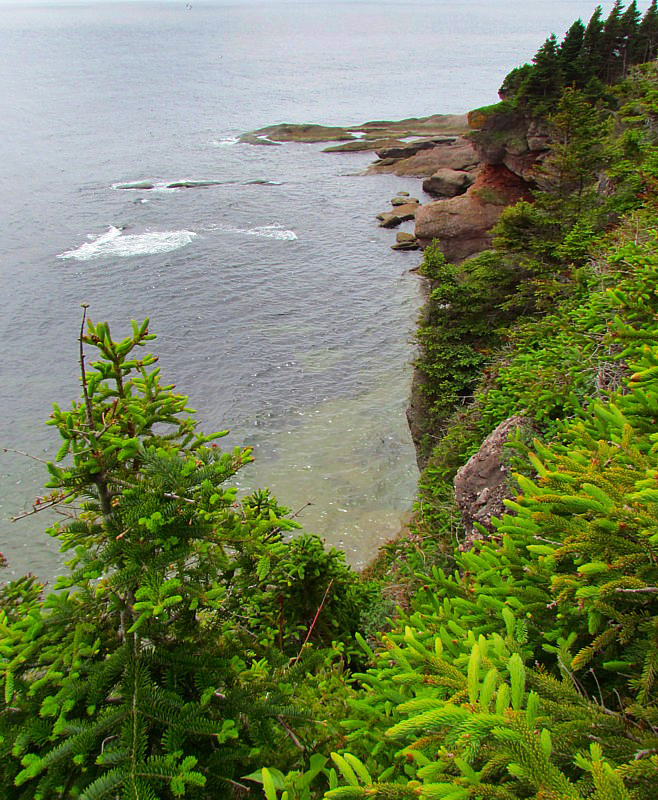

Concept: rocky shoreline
[[241, 107, 547, 263], [240, 106, 550, 464]]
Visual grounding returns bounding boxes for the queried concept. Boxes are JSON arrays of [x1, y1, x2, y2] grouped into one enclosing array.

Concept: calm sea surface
[[0, 0, 622, 579]]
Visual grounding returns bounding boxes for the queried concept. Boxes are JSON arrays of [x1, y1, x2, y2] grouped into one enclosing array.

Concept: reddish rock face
[[414, 164, 529, 261]]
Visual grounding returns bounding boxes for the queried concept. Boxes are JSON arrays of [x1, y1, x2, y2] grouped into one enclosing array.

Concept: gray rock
[[396, 191, 410, 196], [166, 180, 224, 188], [422, 168, 475, 197], [378, 213, 402, 228], [114, 181, 154, 190], [453, 416, 528, 545], [395, 232, 417, 243], [391, 196, 419, 206]]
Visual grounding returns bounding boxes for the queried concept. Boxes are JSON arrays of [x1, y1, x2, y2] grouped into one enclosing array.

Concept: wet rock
[[453, 416, 528, 544], [391, 203, 420, 221], [239, 134, 282, 146], [396, 191, 410, 197], [391, 196, 419, 206], [323, 138, 405, 153], [376, 139, 445, 160], [115, 181, 154, 190], [422, 168, 475, 197], [378, 213, 402, 228], [166, 180, 224, 188], [391, 232, 420, 251], [377, 202, 419, 224]]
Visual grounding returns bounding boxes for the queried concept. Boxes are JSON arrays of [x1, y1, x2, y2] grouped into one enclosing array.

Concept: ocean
[[0, 0, 622, 579]]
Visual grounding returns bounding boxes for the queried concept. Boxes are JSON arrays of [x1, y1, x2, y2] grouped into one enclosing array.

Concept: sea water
[[0, 0, 623, 578]]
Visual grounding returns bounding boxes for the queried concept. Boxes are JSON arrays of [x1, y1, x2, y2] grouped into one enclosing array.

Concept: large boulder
[[453, 416, 528, 545], [414, 164, 529, 261], [365, 137, 480, 177], [422, 168, 475, 197]]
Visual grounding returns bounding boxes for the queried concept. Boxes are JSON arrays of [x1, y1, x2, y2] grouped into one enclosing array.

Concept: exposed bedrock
[[414, 164, 529, 261], [240, 114, 471, 145], [453, 415, 530, 546], [365, 136, 480, 177], [467, 107, 550, 181]]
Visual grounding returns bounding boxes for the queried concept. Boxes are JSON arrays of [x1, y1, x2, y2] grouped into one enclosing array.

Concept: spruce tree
[[632, 0, 658, 63], [600, 0, 626, 82], [0, 313, 371, 799], [517, 34, 564, 116], [577, 5, 606, 81], [619, 0, 641, 74], [559, 19, 586, 87]]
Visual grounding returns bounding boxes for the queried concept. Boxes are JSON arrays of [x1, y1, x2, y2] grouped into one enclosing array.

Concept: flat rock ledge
[[239, 114, 470, 145], [376, 195, 421, 228], [365, 136, 480, 177]]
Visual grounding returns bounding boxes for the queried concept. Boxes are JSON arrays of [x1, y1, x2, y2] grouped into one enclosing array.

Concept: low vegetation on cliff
[[3, 4, 658, 799]]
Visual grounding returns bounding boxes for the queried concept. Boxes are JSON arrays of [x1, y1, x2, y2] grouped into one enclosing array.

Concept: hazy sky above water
[[0, 0, 631, 8]]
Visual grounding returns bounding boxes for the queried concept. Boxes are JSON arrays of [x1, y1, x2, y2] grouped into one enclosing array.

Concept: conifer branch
[[292, 578, 334, 667], [11, 491, 77, 521], [2, 447, 49, 464], [276, 716, 305, 751]]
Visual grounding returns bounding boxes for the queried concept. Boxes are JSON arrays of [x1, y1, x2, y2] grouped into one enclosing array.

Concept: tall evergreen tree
[[619, 0, 641, 73], [600, 0, 626, 81], [518, 34, 564, 116], [559, 19, 586, 86], [632, 0, 658, 63], [578, 5, 606, 78]]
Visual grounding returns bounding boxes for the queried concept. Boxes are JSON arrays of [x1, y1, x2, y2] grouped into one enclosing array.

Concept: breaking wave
[[57, 226, 197, 260], [214, 222, 297, 241]]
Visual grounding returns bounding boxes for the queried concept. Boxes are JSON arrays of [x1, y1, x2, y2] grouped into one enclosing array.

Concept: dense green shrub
[[0, 315, 372, 799]]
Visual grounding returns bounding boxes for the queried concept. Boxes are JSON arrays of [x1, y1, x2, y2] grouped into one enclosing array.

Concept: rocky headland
[[241, 105, 548, 263]]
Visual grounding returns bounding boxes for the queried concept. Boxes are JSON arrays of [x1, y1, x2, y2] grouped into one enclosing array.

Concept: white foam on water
[[248, 223, 297, 240], [57, 226, 197, 260], [211, 136, 239, 147], [212, 222, 297, 241]]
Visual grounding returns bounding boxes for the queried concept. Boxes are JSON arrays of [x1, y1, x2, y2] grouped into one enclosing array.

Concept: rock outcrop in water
[[239, 114, 470, 145]]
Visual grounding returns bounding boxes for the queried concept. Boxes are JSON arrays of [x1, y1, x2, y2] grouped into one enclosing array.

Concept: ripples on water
[[0, 0, 623, 578]]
